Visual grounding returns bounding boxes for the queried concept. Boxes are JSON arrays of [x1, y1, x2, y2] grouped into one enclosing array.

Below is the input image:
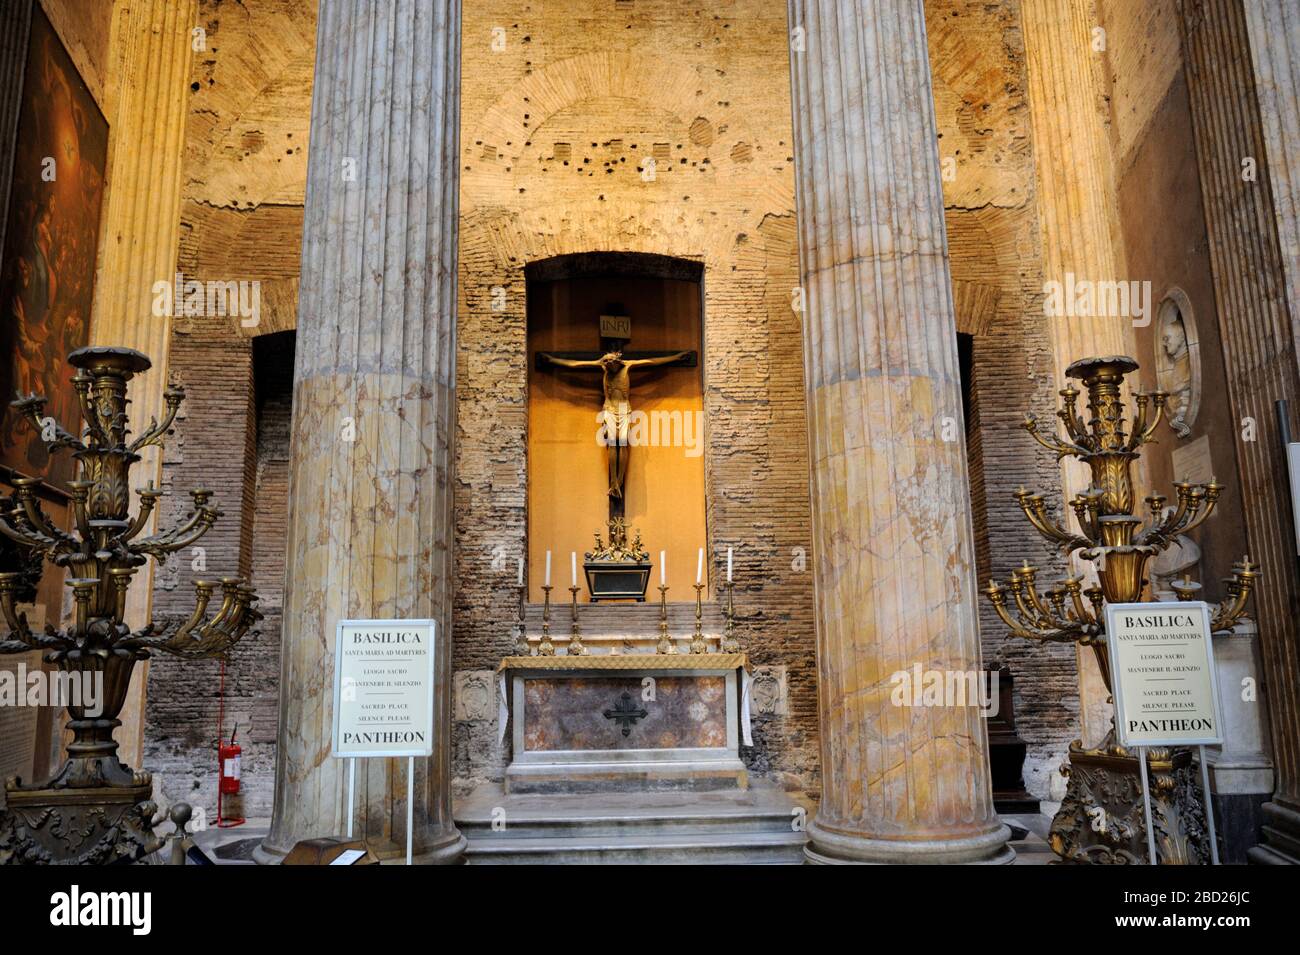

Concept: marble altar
[[498, 653, 752, 794]]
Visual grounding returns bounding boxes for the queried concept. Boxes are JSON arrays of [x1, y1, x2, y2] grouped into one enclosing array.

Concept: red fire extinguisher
[[217, 724, 244, 828], [216, 661, 245, 828]]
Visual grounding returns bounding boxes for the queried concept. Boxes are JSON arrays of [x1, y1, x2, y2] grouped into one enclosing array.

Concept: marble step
[[455, 782, 810, 864], [463, 829, 807, 865]]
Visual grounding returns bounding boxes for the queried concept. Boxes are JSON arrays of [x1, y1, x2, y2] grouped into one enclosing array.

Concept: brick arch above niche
[[461, 50, 770, 214]]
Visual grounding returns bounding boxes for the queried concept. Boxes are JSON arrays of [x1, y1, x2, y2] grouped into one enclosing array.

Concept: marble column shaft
[[787, 0, 1011, 864], [88, 0, 197, 772], [1179, 0, 1300, 860], [1243, 0, 1300, 378], [259, 0, 464, 864], [0, 0, 31, 258], [1021, 0, 1140, 749]]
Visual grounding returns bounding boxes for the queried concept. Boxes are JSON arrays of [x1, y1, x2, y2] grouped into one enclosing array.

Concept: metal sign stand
[[403, 758, 413, 867], [1136, 744, 1220, 865], [347, 757, 356, 839], [1198, 744, 1220, 865], [343, 756, 414, 865], [1137, 746, 1158, 865]]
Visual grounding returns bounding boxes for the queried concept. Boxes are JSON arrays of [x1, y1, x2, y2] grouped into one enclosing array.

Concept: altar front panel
[[522, 675, 729, 751], [502, 658, 749, 793]]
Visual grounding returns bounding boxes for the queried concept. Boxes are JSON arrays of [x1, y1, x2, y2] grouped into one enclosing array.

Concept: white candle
[[660, 550, 666, 586], [544, 550, 551, 587], [727, 546, 733, 583], [517, 556, 524, 586], [570, 551, 577, 587], [696, 547, 704, 585]]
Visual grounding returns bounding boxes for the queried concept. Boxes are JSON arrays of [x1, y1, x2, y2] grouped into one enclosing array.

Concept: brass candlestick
[[512, 581, 530, 656], [0, 346, 261, 865], [537, 585, 555, 656], [689, 583, 708, 654], [721, 580, 739, 653], [656, 584, 673, 654], [982, 355, 1257, 865], [567, 585, 587, 655]]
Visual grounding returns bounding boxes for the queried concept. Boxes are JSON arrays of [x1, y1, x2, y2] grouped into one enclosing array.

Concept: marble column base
[[251, 839, 286, 866], [803, 819, 1015, 865], [409, 831, 468, 866]]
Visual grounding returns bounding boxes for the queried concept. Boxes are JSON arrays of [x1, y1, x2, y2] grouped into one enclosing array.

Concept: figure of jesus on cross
[[536, 313, 695, 520]]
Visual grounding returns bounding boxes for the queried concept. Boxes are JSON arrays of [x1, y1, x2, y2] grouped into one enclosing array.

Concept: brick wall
[[453, 0, 819, 792], [144, 322, 293, 821]]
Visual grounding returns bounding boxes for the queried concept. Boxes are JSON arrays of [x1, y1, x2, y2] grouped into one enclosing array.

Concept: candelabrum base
[[1049, 740, 1210, 864], [0, 782, 160, 865]]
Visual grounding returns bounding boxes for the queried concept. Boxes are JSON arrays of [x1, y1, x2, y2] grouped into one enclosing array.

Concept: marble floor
[[189, 808, 1059, 864]]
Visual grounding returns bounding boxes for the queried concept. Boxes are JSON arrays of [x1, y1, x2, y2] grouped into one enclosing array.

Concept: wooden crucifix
[[536, 313, 696, 521]]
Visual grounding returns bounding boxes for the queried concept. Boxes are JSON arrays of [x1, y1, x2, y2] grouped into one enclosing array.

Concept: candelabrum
[[982, 355, 1256, 864], [721, 581, 739, 654], [567, 585, 587, 655], [655, 584, 673, 654], [537, 584, 555, 656], [689, 583, 708, 654], [0, 346, 261, 864], [512, 581, 530, 656]]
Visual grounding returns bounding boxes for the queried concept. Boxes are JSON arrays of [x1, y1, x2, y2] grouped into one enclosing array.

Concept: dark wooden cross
[[603, 691, 648, 738], [535, 327, 696, 522]]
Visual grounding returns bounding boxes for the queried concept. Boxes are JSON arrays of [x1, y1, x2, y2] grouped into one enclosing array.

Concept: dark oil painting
[[0, 6, 107, 488]]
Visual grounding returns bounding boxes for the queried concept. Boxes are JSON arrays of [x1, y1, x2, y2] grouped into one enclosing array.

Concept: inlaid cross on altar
[[536, 316, 696, 521], [602, 691, 649, 738]]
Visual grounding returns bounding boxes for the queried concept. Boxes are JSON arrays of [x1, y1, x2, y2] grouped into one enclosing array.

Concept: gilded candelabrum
[[537, 584, 555, 656], [689, 583, 708, 654], [721, 581, 739, 654], [512, 579, 530, 656], [567, 584, 587, 656], [982, 356, 1256, 864], [0, 346, 261, 865], [655, 584, 673, 654]]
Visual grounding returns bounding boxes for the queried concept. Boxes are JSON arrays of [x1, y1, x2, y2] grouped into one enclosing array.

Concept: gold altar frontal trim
[[498, 653, 750, 673]]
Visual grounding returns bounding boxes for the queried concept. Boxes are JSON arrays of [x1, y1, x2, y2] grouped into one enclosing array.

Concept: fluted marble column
[[1021, 0, 1139, 749], [1180, 0, 1300, 865], [0, 0, 31, 257], [90, 0, 197, 773], [787, 0, 1011, 864], [1244, 1, 1300, 378], [257, 0, 464, 864]]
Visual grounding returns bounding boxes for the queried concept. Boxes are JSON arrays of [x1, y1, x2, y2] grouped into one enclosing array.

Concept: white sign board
[[1105, 602, 1223, 748], [331, 619, 436, 758]]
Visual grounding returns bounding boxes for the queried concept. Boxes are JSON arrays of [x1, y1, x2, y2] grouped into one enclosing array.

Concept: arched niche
[[525, 251, 706, 602], [1154, 287, 1201, 438]]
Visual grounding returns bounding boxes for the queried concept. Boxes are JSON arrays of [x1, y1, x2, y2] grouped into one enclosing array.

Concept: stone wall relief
[[750, 666, 788, 718]]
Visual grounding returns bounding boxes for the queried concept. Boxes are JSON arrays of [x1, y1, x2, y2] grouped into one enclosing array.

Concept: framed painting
[[0, 4, 107, 490]]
